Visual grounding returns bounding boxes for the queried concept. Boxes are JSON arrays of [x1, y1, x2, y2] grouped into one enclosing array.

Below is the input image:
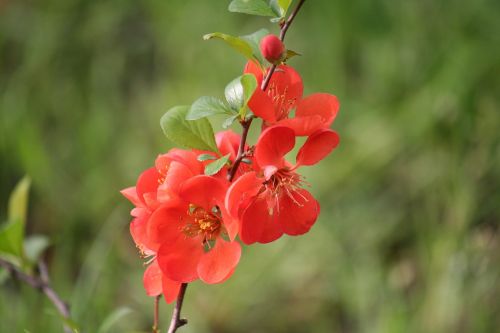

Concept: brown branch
[[227, 117, 254, 182], [152, 295, 161, 333], [0, 258, 73, 333], [167, 283, 188, 333]]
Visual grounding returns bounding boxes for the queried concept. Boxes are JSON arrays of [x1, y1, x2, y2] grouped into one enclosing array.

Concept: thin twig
[[227, 117, 254, 182], [0, 258, 73, 333], [167, 283, 188, 333], [152, 295, 161, 333]]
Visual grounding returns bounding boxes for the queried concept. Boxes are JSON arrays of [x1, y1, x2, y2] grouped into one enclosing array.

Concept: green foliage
[[160, 106, 218, 153], [225, 74, 258, 117], [0, 177, 31, 262], [197, 153, 217, 162], [228, 0, 291, 20], [203, 32, 257, 64], [23, 235, 50, 264], [8, 176, 31, 226], [96, 307, 133, 333], [187, 96, 232, 120], [204, 154, 231, 176], [228, 0, 277, 17]]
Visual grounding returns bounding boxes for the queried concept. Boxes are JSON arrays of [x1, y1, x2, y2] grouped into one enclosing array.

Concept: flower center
[[183, 204, 222, 241], [268, 82, 296, 121], [263, 168, 308, 214]]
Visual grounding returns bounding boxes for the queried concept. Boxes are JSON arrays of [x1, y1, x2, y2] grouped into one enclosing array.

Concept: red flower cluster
[[122, 61, 340, 302]]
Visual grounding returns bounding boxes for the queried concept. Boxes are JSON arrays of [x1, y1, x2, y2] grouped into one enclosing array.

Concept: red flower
[[149, 176, 241, 284], [226, 126, 339, 244], [245, 61, 340, 136], [122, 178, 183, 303]]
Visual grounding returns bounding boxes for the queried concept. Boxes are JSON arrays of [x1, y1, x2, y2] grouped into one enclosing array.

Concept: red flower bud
[[260, 34, 285, 64]]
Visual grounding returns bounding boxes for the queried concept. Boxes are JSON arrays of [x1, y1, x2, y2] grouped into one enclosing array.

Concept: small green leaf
[[225, 74, 258, 117], [197, 153, 217, 162], [205, 154, 231, 176], [0, 219, 24, 260], [277, 0, 292, 13], [160, 106, 218, 152], [97, 307, 133, 333], [284, 49, 301, 61], [8, 176, 31, 226], [222, 114, 240, 129], [187, 96, 233, 120], [24, 235, 50, 264], [203, 32, 256, 62], [228, 0, 277, 17]]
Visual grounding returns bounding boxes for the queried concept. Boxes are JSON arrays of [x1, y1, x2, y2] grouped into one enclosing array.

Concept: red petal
[[220, 205, 239, 241], [162, 275, 181, 304], [136, 167, 160, 205], [163, 161, 196, 194], [216, 130, 241, 160], [157, 237, 203, 283], [276, 189, 319, 236], [225, 171, 262, 218], [179, 175, 226, 211], [121, 187, 143, 207], [244, 61, 264, 83], [143, 261, 163, 297], [254, 126, 295, 170], [240, 196, 283, 245], [197, 239, 241, 284], [156, 149, 203, 176], [130, 215, 156, 253], [269, 65, 303, 111], [248, 87, 277, 123], [279, 93, 339, 136], [295, 129, 340, 167], [147, 201, 187, 246]]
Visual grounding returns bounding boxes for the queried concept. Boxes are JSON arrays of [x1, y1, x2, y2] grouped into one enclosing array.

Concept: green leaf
[[197, 153, 217, 162], [284, 49, 301, 61], [205, 154, 231, 176], [160, 106, 218, 152], [203, 32, 256, 62], [222, 114, 240, 129], [97, 307, 133, 333], [187, 96, 233, 120], [24, 235, 50, 264], [241, 28, 269, 66], [228, 0, 277, 17], [225, 74, 258, 116], [270, 0, 292, 18], [0, 219, 24, 260], [8, 176, 31, 226]]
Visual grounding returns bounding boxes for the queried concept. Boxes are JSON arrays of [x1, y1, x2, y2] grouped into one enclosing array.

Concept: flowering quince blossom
[[226, 125, 339, 244], [122, 131, 244, 302], [245, 60, 340, 136]]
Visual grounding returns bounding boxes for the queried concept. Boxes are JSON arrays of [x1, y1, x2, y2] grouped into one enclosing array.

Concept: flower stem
[[167, 283, 188, 333], [153, 295, 161, 333], [227, 117, 254, 182], [0, 258, 73, 333]]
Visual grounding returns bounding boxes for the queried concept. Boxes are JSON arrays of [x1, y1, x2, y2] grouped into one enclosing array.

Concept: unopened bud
[[260, 34, 285, 64]]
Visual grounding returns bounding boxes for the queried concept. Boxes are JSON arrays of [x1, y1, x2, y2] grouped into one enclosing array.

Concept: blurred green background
[[1, 0, 499, 332]]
